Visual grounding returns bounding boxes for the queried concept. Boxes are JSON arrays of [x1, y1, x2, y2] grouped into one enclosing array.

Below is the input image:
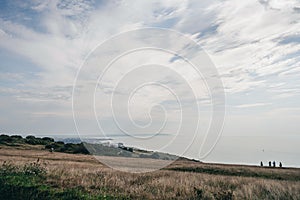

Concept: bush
[[45, 142, 64, 150], [0, 135, 57, 146], [0, 135, 90, 155], [11, 135, 23, 140], [45, 142, 89, 154], [42, 137, 55, 143], [25, 135, 43, 145], [0, 134, 13, 143], [139, 152, 160, 159]]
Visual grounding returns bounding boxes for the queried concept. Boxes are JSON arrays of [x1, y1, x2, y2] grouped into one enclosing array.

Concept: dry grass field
[[0, 145, 299, 199]]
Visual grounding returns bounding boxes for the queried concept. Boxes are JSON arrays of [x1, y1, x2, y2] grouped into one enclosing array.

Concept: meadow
[[0, 144, 299, 200]]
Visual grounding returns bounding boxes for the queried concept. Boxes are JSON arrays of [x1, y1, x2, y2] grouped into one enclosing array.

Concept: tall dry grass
[[0, 146, 299, 199]]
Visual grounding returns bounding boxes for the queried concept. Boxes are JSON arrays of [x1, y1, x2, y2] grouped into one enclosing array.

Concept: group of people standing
[[260, 161, 283, 168]]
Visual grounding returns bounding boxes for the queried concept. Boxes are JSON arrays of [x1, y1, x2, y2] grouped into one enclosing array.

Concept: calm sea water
[[48, 134, 300, 168]]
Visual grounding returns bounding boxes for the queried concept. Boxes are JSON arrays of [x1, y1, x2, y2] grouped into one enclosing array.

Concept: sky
[[0, 0, 300, 166]]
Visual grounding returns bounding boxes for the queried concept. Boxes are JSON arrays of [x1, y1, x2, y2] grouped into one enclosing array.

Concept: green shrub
[[10, 135, 25, 143], [45, 142, 89, 154], [25, 135, 46, 145], [0, 134, 13, 143], [42, 137, 55, 143]]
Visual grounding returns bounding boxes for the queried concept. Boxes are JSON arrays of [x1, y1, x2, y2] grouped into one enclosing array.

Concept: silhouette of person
[[260, 161, 263, 167], [273, 161, 276, 167], [269, 161, 271, 167], [279, 162, 282, 168]]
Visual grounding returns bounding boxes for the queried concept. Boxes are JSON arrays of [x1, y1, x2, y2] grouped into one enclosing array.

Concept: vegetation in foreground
[[0, 146, 299, 200], [0, 161, 128, 200]]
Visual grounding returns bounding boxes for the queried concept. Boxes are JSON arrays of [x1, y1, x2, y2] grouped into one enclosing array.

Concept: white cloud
[[0, 72, 24, 81], [235, 103, 271, 108], [0, 0, 299, 136]]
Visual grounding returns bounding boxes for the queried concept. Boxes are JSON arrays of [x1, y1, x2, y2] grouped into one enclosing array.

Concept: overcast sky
[[0, 0, 299, 165]]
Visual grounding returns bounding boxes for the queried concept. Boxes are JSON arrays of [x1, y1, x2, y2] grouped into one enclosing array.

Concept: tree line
[[0, 134, 89, 154]]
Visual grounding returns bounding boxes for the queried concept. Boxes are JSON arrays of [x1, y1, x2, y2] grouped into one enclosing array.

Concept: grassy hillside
[[0, 134, 89, 154], [0, 145, 299, 200], [0, 134, 177, 160]]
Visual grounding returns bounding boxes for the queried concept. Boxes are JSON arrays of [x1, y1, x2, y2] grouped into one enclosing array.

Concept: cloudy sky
[[0, 0, 299, 165]]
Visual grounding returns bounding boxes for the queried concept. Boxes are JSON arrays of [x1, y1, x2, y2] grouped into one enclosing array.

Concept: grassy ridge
[[0, 148, 299, 199], [0, 137, 299, 199], [167, 166, 300, 182]]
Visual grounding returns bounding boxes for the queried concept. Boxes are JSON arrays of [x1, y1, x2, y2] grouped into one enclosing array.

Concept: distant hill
[[0, 134, 181, 161], [0, 134, 89, 154]]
